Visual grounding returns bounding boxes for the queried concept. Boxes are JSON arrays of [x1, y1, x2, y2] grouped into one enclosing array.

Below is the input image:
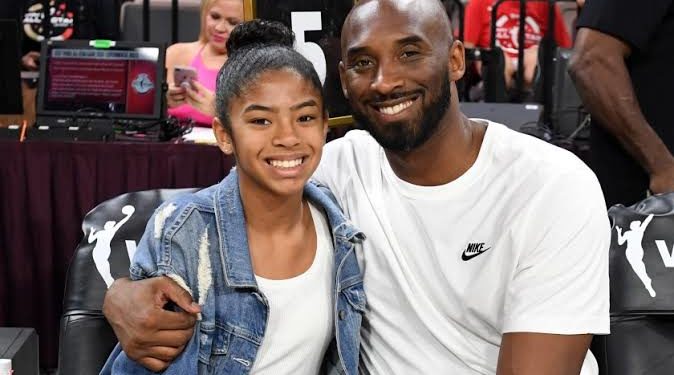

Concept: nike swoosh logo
[[461, 247, 491, 261]]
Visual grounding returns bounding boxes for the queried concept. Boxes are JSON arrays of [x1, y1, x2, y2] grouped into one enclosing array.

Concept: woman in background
[[166, 0, 243, 127]]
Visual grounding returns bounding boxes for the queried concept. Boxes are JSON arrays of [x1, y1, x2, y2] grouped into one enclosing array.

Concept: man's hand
[[649, 162, 674, 195], [103, 277, 201, 372], [21, 51, 40, 71]]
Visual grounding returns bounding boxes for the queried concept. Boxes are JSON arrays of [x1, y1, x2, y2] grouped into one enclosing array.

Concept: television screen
[[38, 40, 165, 120]]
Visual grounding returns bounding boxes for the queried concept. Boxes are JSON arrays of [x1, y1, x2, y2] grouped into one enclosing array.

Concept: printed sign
[[245, 0, 356, 126]]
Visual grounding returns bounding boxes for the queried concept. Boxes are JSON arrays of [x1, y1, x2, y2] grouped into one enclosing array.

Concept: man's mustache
[[367, 89, 423, 106]]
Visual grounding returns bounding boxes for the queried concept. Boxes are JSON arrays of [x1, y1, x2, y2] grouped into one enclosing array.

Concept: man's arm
[[497, 333, 592, 375], [499, 167, 610, 374], [103, 276, 201, 372], [569, 28, 674, 194]]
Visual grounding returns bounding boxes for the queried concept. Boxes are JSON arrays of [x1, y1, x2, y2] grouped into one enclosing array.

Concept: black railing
[[487, 0, 577, 126], [142, 0, 181, 44]]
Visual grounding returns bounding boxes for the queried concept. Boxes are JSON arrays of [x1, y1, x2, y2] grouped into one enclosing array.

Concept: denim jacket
[[101, 170, 366, 375]]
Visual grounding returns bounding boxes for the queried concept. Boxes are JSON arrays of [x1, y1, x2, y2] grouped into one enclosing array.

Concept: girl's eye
[[210, 13, 221, 20], [251, 118, 271, 126]]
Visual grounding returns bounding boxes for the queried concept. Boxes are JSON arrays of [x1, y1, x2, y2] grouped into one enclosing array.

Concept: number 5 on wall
[[291, 12, 327, 85]]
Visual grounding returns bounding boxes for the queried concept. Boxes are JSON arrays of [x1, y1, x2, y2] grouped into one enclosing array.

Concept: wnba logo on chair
[[88, 205, 137, 288], [614, 213, 674, 298]]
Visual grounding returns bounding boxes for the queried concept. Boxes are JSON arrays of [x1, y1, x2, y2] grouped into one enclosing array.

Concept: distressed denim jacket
[[101, 170, 366, 375]]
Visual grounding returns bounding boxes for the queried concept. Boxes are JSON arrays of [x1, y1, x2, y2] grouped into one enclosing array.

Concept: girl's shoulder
[[305, 180, 342, 215]]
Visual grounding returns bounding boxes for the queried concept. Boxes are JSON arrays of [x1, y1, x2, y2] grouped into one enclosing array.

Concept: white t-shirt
[[313, 122, 610, 374], [251, 203, 334, 375]]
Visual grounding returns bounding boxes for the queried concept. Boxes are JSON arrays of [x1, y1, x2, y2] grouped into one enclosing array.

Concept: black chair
[[460, 47, 508, 103], [57, 188, 199, 375], [593, 193, 674, 375]]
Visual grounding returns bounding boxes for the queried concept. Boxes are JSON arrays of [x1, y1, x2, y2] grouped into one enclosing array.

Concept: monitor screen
[[38, 40, 165, 120]]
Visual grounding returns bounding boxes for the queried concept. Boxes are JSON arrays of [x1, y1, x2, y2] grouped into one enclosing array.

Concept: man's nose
[[370, 60, 404, 96]]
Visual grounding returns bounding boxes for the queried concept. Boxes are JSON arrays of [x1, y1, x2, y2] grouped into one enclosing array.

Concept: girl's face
[[204, 0, 243, 53], [214, 69, 328, 198]]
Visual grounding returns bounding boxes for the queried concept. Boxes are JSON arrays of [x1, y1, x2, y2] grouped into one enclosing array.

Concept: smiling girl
[[101, 20, 365, 375]]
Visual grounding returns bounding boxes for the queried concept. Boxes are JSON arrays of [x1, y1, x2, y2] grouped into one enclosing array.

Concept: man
[[103, 0, 610, 373], [569, 0, 674, 207]]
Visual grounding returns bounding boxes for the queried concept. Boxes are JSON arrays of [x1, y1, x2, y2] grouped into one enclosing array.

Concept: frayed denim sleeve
[[129, 202, 184, 281]]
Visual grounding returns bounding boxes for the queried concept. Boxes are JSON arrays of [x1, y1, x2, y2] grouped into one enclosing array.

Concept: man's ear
[[449, 40, 466, 82], [212, 117, 234, 155], [338, 61, 349, 100]]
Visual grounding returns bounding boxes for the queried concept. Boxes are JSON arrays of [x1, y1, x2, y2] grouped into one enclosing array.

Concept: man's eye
[[401, 50, 420, 58], [298, 115, 316, 122], [352, 59, 373, 69]]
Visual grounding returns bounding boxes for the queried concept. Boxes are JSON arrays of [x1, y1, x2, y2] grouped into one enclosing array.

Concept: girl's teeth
[[269, 158, 303, 168]]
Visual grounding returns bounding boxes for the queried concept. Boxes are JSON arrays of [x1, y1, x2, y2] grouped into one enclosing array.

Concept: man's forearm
[[497, 333, 592, 375], [569, 30, 674, 175]]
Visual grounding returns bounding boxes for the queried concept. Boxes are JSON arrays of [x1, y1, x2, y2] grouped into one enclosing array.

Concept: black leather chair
[[57, 188, 199, 375], [593, 193, 674, 375]]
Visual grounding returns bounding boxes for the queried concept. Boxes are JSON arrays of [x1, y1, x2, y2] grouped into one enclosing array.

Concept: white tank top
[[251, 203, 334, 375]]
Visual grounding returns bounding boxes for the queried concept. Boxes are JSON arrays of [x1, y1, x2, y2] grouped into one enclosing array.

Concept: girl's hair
[[215, 19, 324, 130]]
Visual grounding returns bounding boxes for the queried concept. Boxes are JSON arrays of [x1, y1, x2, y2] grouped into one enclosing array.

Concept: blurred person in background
[[0, 0, 125, 71], [464, 0, 572, 96], [570, 0, 674, 207], [166, 0, 243, 127]]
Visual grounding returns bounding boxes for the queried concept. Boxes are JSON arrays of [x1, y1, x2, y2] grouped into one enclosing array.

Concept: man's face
[[339, 1, 454, 152]]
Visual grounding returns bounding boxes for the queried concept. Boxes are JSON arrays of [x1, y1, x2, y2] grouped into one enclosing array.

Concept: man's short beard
[[351, 71, 451, 153]]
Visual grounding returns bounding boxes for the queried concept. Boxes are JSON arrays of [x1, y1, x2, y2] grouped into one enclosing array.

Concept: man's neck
[[384, 105, 486, 187]]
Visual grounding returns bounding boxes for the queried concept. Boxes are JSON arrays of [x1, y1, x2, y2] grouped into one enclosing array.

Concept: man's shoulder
[[488, 122, 598, 187], [323, 130, 380, 164]]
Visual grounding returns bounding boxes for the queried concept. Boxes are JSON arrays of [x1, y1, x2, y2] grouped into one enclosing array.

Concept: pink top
[[167, 47, 221, 127]]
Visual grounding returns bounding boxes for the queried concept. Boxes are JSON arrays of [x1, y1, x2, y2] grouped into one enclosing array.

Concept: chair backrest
[[592, 192, 674, 375], [461, 47, 508, 103], [119, 1, 201, 43], [550, 48, 585, 138], [57, 188, 200, 375]]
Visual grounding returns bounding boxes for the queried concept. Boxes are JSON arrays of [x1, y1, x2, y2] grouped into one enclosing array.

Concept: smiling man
[[312, 1, 610, 374], [102, 1, 610, 374]]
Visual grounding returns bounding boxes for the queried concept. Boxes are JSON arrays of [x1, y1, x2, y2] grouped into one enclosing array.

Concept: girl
[[101, 20, 365, 375], [166, 0, 244, 127]]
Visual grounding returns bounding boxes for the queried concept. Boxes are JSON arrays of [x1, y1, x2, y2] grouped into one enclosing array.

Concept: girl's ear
[[213, 117, 234, 155]]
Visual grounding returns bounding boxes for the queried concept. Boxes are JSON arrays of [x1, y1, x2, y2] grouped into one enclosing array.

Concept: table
[[0, 140, 235, 370]]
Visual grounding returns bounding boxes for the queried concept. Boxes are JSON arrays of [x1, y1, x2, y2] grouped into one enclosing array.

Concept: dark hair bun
[[226, 19, 295, 55]]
